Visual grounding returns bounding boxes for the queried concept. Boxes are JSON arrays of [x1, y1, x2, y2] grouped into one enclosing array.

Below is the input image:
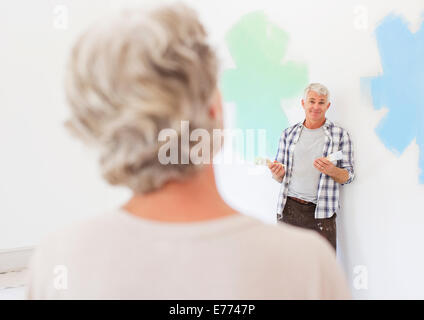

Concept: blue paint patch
[[366, 14, 424, 183]]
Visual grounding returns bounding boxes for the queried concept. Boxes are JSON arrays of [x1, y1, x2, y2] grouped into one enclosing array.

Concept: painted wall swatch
[[367, 14, 424, 183], [222, 11, 308, 160]]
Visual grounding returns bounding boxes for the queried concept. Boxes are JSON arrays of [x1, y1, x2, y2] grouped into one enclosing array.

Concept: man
[[268, 83, 355, 251]]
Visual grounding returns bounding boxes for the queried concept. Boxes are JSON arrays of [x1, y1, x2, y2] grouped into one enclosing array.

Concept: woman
[[27, 3, 350, 299]]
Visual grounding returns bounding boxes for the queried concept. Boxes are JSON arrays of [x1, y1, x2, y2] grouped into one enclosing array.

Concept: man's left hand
[[313, 157, 337, 176]]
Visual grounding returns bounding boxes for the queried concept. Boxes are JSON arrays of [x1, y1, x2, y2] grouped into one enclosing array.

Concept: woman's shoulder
[[228, 215, 337, 262], [33, 210, 124, 256]]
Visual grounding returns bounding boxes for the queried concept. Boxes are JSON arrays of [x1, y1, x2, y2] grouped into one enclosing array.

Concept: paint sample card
[[327, 150, 343, 162], [254, 157, 286, 167], [254, 157, 272, 166]]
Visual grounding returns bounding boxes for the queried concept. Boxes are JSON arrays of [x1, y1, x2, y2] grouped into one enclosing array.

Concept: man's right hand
[[268, 160, 285, 180]]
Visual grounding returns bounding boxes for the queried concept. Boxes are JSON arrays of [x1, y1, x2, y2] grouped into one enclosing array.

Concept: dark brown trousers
[[278, 197, 337, 251]]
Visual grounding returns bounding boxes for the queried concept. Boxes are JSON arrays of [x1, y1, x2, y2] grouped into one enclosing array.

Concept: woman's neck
[[122, 165, 238, 222]]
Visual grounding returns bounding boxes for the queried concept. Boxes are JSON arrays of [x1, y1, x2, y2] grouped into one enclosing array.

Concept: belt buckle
[[291, 197, 309, 205]]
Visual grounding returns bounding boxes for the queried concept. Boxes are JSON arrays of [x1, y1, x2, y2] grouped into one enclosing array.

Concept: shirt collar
[[296, 118, 333, 130]]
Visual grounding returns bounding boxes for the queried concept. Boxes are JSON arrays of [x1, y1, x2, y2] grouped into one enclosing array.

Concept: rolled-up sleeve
[[272, 131, 286, 183], [339, 130, 355, 185], [274, 131, 286, 163]]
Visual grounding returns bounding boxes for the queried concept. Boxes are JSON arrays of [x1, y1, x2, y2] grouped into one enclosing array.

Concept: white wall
[[1, 0, 424, 299]]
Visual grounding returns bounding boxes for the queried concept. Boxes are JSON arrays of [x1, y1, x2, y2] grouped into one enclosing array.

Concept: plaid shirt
[[274, 118, 355, 219]]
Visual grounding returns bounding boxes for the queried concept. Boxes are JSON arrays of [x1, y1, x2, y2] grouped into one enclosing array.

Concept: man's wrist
[[272, 174, 283, 183], [330, 167, 349, 184]]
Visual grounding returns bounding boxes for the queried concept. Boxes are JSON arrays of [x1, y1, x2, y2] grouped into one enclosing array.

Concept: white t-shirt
[[26, 210, 351, 299], [288, 126, 326, 203]]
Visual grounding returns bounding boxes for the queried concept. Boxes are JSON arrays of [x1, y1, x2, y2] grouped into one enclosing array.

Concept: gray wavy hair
[[303, 83, 330, 101], [65, 3, 219, 193]]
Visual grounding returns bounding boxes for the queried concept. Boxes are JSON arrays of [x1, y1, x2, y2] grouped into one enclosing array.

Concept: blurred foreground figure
[[27, 3, 350, 299]]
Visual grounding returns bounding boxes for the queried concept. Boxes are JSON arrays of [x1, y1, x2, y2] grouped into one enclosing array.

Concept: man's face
[[301, 90, 330, 123]]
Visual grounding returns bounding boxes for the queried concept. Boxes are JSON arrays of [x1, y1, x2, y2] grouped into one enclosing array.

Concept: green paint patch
[[222, 11, 308, 159]]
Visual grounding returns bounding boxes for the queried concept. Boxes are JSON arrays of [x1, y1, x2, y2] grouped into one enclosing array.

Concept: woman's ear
[[208, 88, 223, 126]]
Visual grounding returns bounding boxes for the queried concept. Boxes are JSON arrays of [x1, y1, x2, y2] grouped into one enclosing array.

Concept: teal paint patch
[[221, 11, 308, 160]]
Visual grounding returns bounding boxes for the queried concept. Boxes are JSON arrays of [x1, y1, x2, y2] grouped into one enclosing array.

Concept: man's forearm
[[329, 167, 349, 184]]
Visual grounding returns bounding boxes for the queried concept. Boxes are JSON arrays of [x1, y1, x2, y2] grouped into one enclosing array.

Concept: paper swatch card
[[327, 150, 343, 162], [254, 157, 285, 167], [254, 157, 272, 166]]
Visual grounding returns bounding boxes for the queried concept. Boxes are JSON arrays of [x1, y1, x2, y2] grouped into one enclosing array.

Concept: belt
[[288, 196, 315, 205]]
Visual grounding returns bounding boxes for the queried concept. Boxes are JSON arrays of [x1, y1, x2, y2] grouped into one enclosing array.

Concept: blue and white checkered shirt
[[274, 118, 355, 219]]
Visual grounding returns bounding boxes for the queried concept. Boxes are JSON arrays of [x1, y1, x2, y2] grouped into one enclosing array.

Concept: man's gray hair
[[303, 83, 330, 101], [64, 3, 219, 194]]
